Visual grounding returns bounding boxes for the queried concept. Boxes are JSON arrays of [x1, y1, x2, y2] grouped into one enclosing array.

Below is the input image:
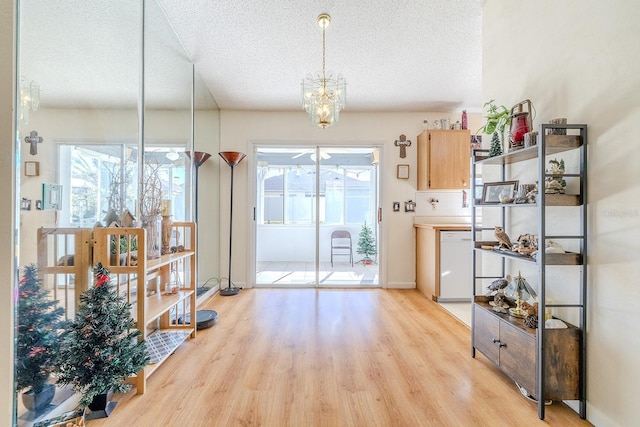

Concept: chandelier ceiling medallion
[[301, 13, 346, 129]]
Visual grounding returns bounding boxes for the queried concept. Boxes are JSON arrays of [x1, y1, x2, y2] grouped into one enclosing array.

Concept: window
[[58, 144, 187, 227], [258, 164, 376, 226]]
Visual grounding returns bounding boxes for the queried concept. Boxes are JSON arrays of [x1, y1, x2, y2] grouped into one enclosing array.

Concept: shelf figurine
[[544, 158, 566, 194], [488, 131, 503, 157], [494, 226, 512, 250]]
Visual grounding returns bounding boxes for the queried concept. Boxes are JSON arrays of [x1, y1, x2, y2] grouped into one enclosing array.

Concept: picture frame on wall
[[470, 134, 482, 150], [24, 161, 39, 176], [397, 164, 409, 179], [20, 198, 31, 211], [482, 181, 518, 204]]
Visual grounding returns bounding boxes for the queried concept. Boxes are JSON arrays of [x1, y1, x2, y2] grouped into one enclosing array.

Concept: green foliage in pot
[[16, 264, 66, 394], [478, 99, 512, 148], [55, 263, 149, 407], [478, 99, 511, 135], [110, 235, 138, 254]]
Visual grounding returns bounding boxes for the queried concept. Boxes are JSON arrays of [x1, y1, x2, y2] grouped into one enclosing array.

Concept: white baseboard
[[385, 281, 416, 289], [196, 283, 219, 307]]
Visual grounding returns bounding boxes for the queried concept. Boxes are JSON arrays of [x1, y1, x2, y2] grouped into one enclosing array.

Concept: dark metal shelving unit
[[470, 124, 588, 420]]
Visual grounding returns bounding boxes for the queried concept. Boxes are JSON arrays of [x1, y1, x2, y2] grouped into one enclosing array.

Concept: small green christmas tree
[[56, 262, 149, 408], [16, 264, 66, 394], [357, 222, 377, 264], [488, 131, 503, 157]]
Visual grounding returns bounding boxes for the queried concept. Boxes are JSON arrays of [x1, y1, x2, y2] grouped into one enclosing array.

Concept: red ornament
[[96, 275, 110, 287]]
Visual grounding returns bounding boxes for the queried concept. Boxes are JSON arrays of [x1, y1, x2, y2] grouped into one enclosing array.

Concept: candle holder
[[161, 215, 173, 255]]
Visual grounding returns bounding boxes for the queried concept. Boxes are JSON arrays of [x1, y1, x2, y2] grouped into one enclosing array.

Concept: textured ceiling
[[19, 0, 484, 113], [159, 0, 485, 112]]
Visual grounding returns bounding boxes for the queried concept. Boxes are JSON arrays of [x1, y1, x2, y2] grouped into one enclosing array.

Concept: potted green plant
[[356, 222, 377, 264], [55, 263, 149, 418], [478, 99, 511, 154], [16, 264, 66, 412]]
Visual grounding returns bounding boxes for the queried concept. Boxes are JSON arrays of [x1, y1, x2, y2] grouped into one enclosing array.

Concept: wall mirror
[[15, 0, 219, 423]]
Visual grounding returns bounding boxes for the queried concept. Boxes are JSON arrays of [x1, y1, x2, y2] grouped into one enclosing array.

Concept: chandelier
[[301, 13, 346, 129], [20, 77, 40, 125]]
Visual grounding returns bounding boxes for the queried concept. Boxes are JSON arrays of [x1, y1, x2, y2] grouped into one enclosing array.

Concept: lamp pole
[[219, 151, 246, 296], [185, 151, 218, 329]]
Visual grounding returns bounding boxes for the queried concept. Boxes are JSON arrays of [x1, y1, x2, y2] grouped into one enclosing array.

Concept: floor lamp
[[184, 151, 217, 329], [188, 151, 212, 224], [219, 151, 246, 296]]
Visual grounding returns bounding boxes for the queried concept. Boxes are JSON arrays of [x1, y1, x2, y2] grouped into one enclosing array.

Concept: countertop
[[413, 223, 471, 231]]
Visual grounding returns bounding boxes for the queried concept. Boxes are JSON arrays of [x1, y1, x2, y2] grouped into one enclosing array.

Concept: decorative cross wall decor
[[394, 134, 412, 158], [24, 130, 43, 155]]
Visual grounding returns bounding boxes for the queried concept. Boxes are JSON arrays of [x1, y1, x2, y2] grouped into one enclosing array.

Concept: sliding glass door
[[254, 146, 380, 287]]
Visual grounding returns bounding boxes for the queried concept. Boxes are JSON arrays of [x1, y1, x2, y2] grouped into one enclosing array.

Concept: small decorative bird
[[494, 226, 512, 250], [487, 277, 509, 292]]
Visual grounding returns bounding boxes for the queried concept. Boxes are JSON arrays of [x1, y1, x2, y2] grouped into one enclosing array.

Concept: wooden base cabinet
[[417, 130, 470, 190], [473, 302, 580, 401], [415, 225, 437, 300], [415, 224, 470, 301]]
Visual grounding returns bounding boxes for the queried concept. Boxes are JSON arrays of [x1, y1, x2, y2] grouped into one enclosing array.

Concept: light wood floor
[[90, 289, 592, 427]]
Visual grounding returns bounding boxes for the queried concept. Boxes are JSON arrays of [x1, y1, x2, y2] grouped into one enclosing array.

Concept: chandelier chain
[[322, 23, 326, 84]]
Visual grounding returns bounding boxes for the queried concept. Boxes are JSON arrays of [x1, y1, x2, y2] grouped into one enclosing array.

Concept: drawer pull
[[492, 338, 500, 344], [499, 343, 507, 348]]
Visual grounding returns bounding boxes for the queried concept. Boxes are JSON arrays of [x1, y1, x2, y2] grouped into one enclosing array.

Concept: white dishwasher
[[438, 230, 474, 302]]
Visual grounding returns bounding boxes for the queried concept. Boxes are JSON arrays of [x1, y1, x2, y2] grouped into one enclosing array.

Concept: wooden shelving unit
[[474, 193, 582, 207], [92, 221, 197, 394], [37, 227, 94, 320], [473, 134, 582, 164], [473, 241, 583, 265], [471, 124, 587, 420]]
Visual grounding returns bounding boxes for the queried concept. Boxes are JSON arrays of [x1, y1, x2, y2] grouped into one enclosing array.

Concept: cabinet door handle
[[492, 338, 506, 348]]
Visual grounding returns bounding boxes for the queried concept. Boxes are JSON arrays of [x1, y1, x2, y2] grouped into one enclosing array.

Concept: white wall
[[219, 110, 480, 288], [483, 1, 640, 425], [0, 2, 14, 424], [257, 225, 363, 263]]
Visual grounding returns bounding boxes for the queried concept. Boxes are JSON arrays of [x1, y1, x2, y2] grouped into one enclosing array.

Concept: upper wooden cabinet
[[417, 130, 470, 190]]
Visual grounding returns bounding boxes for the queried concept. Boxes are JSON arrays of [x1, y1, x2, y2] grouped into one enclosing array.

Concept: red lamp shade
[[219, 151, 246, 167], [185, 151, 212, 167]]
